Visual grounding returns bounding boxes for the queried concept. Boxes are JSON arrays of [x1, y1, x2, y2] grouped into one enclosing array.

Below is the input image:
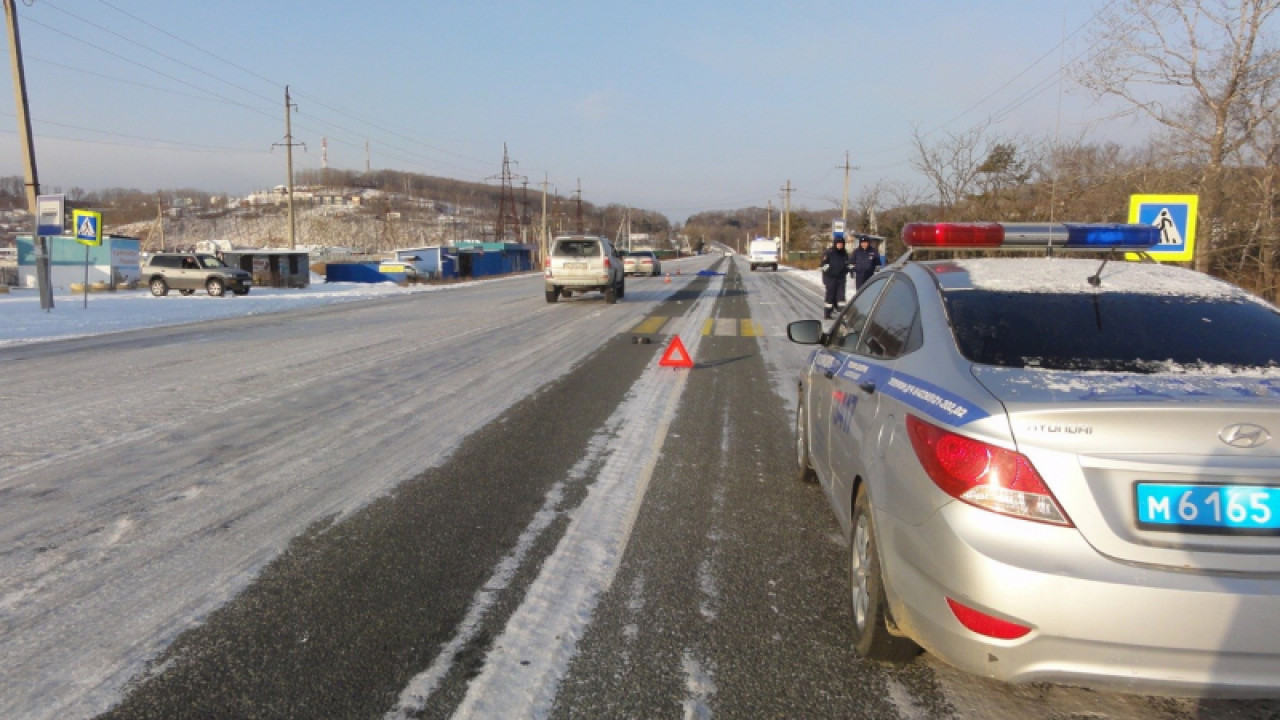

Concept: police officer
[[851, 235, 882, 290], [820, 237, 851, 318]]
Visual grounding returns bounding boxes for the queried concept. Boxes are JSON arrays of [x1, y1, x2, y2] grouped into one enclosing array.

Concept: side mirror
[[787, 319, 823, 345]]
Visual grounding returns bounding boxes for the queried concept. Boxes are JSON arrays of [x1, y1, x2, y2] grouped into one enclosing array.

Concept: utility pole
[[5, 0, 50, 309], [781, 180, 794, 261], [154, 192, 165, 251], [273, 86, 305, 250], [766, 199, 773, 239], [365, 140, 371, 174], [540, 173, 550, 265], [573, 179, 584, 234], [520, 177, 531, 245], [838, 151, 859, 224]]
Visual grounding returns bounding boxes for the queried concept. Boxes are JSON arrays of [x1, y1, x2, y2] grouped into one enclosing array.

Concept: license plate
[[1136, 483, 1280, 534], [564, 262, 588, 269]]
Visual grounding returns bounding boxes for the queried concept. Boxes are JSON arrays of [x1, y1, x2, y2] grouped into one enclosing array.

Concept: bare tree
[[910, 124, 990, 219], [1235, 84, 1280, 297], [1075, 0, 1280, 271]]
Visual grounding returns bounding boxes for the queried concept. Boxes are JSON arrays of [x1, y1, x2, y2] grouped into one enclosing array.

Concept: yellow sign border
[[1127, 194, 1198, 262], [73, 209, 103, 247]]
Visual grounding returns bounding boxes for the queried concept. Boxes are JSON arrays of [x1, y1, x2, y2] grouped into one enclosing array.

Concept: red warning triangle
[[658, 334, 694, 368]]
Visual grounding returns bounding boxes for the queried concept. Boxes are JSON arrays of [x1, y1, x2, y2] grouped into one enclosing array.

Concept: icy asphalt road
[[2, 257, 1278, 719]]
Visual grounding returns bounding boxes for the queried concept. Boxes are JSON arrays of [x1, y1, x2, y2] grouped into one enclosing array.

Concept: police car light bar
[[901, 222, 1160, 251]]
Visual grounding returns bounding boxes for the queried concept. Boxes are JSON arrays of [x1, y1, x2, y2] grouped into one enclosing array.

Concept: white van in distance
[[748, 237, 780, 271]]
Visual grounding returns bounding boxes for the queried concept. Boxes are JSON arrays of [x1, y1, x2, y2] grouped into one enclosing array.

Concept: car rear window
[[944, 291, 1280, 372], [554, 240, 600, 257]]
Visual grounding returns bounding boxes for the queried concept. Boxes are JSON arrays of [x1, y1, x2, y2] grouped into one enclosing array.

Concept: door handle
[[858, 381, 876, 394]]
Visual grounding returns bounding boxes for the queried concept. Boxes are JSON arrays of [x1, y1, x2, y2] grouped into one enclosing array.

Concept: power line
[[0, 126, 271, 155], [25, 2, 496, 182], [860, 0, 1124, 160], [82, 0, 494, 173], [38, 1, 279, 108], [19, 13, 277, 120]]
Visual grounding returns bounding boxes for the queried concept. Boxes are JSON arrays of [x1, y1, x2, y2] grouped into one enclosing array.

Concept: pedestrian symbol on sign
[[1127, 194, 1197, 262], [72, 209, 103, 247], [1154, 208, 1183, 246]]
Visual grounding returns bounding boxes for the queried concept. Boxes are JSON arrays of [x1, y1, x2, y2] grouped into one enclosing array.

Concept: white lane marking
[[681, 650, 717, 720], [444, 277, 720, 720], [384, 431, 606, 718]]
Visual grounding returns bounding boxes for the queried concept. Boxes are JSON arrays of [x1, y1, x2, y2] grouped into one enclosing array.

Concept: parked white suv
[[544, 235, 625, 304]]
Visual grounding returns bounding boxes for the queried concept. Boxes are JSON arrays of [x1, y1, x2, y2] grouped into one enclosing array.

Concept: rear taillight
[[604, 257, 611, 268], [946, 597, 1032, 640], [544, 257, 550, 269], [905, 415, 1072, 526]]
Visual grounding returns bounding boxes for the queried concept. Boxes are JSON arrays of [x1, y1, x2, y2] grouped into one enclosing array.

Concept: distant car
[[142, 252, 251, 297], [544, 235, 625, 304], [788, 221, 1280, 696], [623, 250, 661, 277]]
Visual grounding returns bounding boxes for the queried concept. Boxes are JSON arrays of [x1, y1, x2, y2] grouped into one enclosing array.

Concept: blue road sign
[[1128, 194, 1198, 262], [73, 210, 102, 246]]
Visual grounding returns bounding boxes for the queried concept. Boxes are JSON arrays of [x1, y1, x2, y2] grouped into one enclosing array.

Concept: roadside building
[[452, 242, 534, 278], [393, 246, 454, 279], [323, 242, 534, 284], [17, 234, 141, 290], [219, 248, 311, 288]]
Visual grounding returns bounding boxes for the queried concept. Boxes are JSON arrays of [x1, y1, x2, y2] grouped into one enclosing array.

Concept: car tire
[[796, 390, 818, 483], [850, 484, 920, 663], [617, 278, 625, 300], [206, 278, 225, 297], [234, 289, 249, 296], [605, 285, 618, 304], [179, 289, 194, 296], [545, 287, 559, 303], [149, 278, 168, 297]]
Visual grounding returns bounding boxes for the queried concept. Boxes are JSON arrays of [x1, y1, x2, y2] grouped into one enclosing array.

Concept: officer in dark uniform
[[851, 235, 882, 290], [820, 237, 851, 318]]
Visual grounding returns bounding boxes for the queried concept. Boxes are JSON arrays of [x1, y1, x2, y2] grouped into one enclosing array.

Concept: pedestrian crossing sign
[[1127, 194, 1197, 262], [73, 209, 103, 246]]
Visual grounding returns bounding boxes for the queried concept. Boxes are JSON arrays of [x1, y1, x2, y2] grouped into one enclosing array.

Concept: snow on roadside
[[0, 275, 522, 347]]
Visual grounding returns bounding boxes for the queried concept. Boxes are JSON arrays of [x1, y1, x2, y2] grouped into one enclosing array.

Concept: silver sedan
[[788, 223, 1280, 697]]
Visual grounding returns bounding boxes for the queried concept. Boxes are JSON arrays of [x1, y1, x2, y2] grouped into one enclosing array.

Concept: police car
[[788, 221, 1280, 696]]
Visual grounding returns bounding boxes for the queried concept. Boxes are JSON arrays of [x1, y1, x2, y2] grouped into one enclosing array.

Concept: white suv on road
[[544, 235, 625, 304]]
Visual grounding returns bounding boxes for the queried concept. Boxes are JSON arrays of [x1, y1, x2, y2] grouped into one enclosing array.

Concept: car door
[[175, 255, 200, 290], [827, 276, 923, 531], [806, 275, 890, 488]]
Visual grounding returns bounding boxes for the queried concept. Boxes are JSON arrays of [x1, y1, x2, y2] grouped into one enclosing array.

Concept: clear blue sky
[[0, 0, 1144, 221]]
